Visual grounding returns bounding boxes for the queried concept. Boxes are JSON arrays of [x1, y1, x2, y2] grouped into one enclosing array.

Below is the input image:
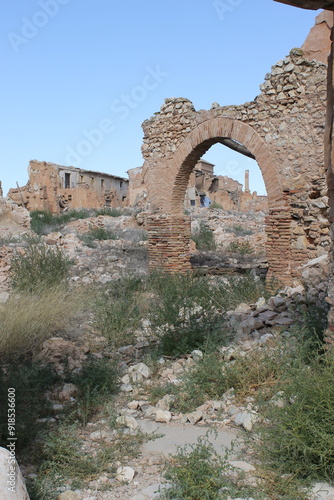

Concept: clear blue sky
[[1, 1, 320, 196]]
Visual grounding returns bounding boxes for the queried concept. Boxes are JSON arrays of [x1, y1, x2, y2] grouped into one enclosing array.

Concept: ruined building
[[143, 12, 332, 284], [185, 161, 268, 211], [8, 160, 129, 213], [127, 160, 268, 212]]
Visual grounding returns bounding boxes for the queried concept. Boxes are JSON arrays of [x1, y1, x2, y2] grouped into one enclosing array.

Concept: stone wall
[[142, 44, 329, 283], [8, 160, 129, 213]]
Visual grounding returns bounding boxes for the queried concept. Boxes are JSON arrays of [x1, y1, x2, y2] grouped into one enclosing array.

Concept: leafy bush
[[0, 287, 87, 361], [192, 222, 216, 251], [11, 243, 72, 292], [259, 350, 334, 483], [226, 241, 254, 255]]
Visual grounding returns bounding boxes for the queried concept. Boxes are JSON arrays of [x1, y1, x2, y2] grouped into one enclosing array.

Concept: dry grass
[[0, 286, 89, 362]]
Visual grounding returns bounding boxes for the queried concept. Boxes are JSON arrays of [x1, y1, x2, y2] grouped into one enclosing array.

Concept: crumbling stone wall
[[8, 160, 129, 213], [142, 49, 329, 283]]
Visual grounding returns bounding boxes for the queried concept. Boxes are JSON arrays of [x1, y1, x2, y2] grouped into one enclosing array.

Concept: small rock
[[57, 492, 80, 500], [229, 460, 256, 472], [233, 412, 257, 431], [59, 383, 78, 401], [157, 394, 175, 411], [155, 409, 172, 423], [115, 466, 135, 483], [121, 383, 133, 392], [187, 410, 203, 425], [89, 430, 114, 441], [128, 400, 140, 410], [191, 349, 203, 361], [116, 415, 138, 430]]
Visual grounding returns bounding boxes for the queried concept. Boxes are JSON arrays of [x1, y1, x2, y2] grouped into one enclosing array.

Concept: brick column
[[265, 210, 293, 285], [147, 215, 192, 273]]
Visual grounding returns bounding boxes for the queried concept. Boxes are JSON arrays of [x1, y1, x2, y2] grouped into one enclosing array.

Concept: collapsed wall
[[142, 46, 329, 283], [8, 160, 129, 213]]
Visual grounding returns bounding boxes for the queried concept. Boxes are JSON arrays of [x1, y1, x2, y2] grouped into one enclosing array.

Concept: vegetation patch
[[11, 242, 73, 292], [0, 286, 87, 361], [192, 221, 216, 251]]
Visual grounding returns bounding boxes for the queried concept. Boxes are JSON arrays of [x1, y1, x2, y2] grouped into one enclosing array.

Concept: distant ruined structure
[[143, 13, 332, 284], [128, 161, 268, 212], [8, 160, 129, 213]]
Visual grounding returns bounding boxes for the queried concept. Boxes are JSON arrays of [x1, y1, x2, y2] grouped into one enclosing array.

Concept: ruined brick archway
[[144, 116, 293, 282], [141, 48, 330, 284]]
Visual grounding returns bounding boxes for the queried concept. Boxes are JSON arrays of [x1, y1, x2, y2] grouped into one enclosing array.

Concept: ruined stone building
[[142, 11, 332, 284], [127, 160, 268, 212], [185, 160, 268, 211], [8, 160, 129, 213]]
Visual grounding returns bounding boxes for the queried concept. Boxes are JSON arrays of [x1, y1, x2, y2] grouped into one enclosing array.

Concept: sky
[[0, 1, 321, 196]]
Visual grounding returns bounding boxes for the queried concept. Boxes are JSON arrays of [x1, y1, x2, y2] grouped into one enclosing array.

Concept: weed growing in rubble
[[95, 272, 267, 355], [79, 226, 118, 247], [0, 286, 87, 361], [191, 221, 216, 251], [258, 348, 334, 484], [30, 209, 92, 234], [95, 274, 145, 346], [226, 240, 254, 255], [0, 362, 59, 451], [226, 224, 254, 236], [158, 431, 259, 500], [70, 355, 120, 425], [11, 242, 73, 292]]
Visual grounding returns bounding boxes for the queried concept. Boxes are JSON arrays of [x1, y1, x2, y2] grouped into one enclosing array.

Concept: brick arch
[[147, 117, 286, 214], [146, 117, 292, 283]]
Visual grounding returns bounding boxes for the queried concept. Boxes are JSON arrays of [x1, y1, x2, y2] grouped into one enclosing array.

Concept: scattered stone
[[115, 465, 136, 483], [229, 460, 256, 472], [57, 492, 80, 500], [233, 412, 257, 432], [116, 415, 139, 430], [155, 409, 172, 423], [191, 349, 203, 361], [187, 410, 203, 425]]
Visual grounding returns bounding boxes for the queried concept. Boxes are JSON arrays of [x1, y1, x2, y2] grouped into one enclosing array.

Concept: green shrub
[[226, 241, 254, 255], [192, 222, 216, 251], [226, 225, 254, 236], [11, 243, 72, 292], [79, 226, 118, 247], [30, 209, 92, 235], [94, 207, 123, 217], [214, 273, 267, 311], [70, 356, 119, 425], [259, 350, 334, 483], [149, 272, 227, 356], [159, 432, 257, 500], [209, 201, 223, 210], [167, 352, 227, 413], [95, 275, 146, 347]]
